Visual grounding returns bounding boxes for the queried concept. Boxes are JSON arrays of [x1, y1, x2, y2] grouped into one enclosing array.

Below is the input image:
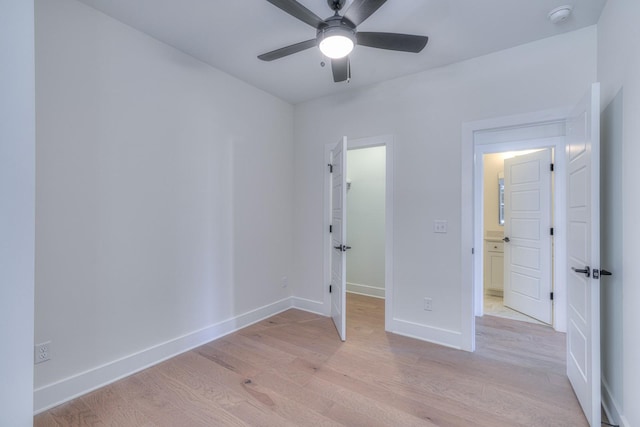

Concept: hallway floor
[[483, 294, 546, 326]]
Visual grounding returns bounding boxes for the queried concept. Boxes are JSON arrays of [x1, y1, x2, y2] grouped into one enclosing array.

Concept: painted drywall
[[0, 1, 36, 425], [483, 153, 504, 235], [34, 0, 294, 410], [597, 1, 640, 425], [293, 26, 597, 347], [346, 146, 386, 297]]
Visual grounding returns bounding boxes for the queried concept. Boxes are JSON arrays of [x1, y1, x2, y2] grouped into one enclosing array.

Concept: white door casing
[[330, 137, 348, 341], [503, 149, 553, 324], [566, 83, 600, 427]]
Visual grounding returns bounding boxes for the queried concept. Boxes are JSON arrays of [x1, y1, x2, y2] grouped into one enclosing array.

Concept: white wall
[[597, 1, 640, 426], [34, 0, 294, 411], [293, 26, 597, 348], [0, 1, 35, 425], [346, 146, 386, 298]]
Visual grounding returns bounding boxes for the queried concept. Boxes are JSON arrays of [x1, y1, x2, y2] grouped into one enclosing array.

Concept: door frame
[[324, 135, 394, 331], [461, 108, 569, 351]]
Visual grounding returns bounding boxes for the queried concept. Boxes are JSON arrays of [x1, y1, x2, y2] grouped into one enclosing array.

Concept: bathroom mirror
[[498, 172, 504, 225]]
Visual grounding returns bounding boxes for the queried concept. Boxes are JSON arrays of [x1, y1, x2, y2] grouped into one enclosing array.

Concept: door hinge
[[329, 225, 332, 233], [550, 292, 554, 301], [550, 227, 554, 236], [471, 248, 475, 255], [329, 285, 332, 293], [550, 163, 554, 172], [328, 163, 333, 173]]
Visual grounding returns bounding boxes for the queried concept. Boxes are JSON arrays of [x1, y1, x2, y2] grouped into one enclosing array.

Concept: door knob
[[571, 266, 591, 278], [502, 237, 510, 242]]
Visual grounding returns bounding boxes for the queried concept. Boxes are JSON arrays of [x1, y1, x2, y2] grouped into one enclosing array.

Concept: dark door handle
[[502, 237, 510, 242], [593, 268, 612, 279], [572, 266, 591, 278]]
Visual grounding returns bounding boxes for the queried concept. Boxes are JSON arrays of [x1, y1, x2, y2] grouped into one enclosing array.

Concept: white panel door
[[503, 149, 553, 324], [566, 83, 600, 426], [330, 137, 348, 341]]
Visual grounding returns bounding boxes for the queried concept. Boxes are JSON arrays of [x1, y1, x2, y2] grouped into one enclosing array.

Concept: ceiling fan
[[258, 0, 429, 82]]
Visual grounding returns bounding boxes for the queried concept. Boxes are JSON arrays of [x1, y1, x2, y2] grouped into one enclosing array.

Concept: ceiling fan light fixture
[[318, 27, 355, 59]]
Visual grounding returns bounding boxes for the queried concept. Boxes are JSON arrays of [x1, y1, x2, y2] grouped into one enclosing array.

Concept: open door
[[503, 149, 553, 324], [566, 83, 600, 426], [330, 137, 348, 341]]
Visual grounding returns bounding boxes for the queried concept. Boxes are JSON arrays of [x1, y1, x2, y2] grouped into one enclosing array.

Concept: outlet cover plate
[[35, 341, 51, 364], [433, 220, 447, 233]]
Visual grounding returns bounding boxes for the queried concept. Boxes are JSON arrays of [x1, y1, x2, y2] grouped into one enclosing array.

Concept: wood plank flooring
[[34, 293, 587, 426]]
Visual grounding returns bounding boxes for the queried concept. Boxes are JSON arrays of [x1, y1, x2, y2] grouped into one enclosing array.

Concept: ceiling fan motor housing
[[328, 0, 347, 11], [316, 15, 356, 45]]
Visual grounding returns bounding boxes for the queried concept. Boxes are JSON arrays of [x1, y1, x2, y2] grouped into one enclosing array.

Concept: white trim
[[461, 108, 570, 352], [347, 283, 385, 299], [34, 297, 293, 414], [324, 135, 395, 332], [291, 297, 326, 315], [602, 379, 629, 427], [388, 318, 462, 350]]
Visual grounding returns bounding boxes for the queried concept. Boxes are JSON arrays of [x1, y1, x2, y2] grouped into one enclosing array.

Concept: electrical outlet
[[424, 298, 433, 311], [281, 276, 288, 288], [433, 220, 447, 233], [35, 341, 51, 364]]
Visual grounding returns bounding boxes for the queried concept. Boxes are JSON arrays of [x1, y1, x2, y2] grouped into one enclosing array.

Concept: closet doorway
[[324, 135, 394, 339]]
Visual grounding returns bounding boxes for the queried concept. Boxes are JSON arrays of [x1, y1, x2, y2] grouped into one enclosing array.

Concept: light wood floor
[[35, 293, 587, 426]]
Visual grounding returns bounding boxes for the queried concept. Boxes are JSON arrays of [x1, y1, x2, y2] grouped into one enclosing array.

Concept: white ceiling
[[75, 0, 606, 104]]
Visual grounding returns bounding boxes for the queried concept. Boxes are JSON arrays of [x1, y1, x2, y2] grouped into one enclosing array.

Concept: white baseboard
[[388, 318, 462, 350], [33, 297, 465, 414], [33, 297, 293, 414], [291, 297, 326, 316], [346, 282, 385, 299], [602, 378, 630, 427]]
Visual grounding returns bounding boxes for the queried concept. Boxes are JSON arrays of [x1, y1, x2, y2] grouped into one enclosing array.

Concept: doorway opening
[[324, 135, 394, 340], [480, 149, 553, 326], [345, 145, 386, 330], [461, 111, 569, 352], [473, 135, 566, 333]]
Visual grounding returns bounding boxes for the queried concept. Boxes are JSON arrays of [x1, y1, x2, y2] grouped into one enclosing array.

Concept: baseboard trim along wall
[[602, 379, 630, 427], [389, 318, 462, 350], [346, 282, 385, 299], [33, 297, 294, 414], [291, 297, 326, 316], [34, 296, 464, 413]]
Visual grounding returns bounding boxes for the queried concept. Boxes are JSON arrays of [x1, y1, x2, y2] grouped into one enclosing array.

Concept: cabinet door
[[489, 252, 504, 291]]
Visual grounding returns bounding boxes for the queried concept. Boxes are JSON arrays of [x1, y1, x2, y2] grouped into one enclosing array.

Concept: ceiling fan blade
[[343, 0, 387, 26], [332, 56, 351, 82], [356, 32, 428, 53], [266, 0, 325, 28], [258, 39, 317, 61]]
